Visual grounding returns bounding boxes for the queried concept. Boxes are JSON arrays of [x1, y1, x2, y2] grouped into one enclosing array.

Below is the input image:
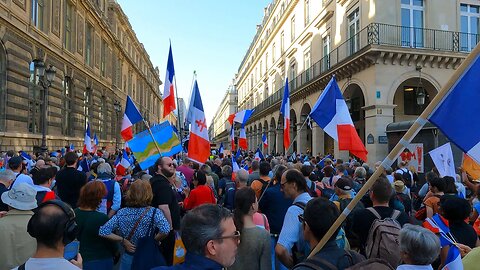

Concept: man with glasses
[[150, 157, 182, 266], [153, 204, 240, 270], [275, 169, 313, 268]]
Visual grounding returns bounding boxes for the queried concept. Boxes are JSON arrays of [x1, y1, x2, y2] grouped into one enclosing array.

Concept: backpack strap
[[366, 207, 382, 220], [390, 209, 401, 220], [18, 263, 26, 270], [295, 256, 338, 270], [127, 207, 151, 240], [294, 201, 306, 210]]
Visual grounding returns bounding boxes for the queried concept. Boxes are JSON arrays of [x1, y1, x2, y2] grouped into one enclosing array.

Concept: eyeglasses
[[165, 163, 174, 167], [214, 230, 241, 240], [298, 214, 305, 223]]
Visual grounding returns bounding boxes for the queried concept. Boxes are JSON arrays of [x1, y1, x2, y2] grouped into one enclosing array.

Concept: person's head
[[233, 187, 257, 231], [125, 180, 153, 207], [8, 156, 23, 171], [181, 204, 238, 267], [200, 164, 212, 174], [27, 200, 77, 249], [334, 176, 353, 196], [1, 182, 37, 210], [97, 162, 113, 178], [393, 173, 404, 181], [235, 169, 248, 186], [354, 166, 366, 179], [440, 196, 471, 222], [301, 197, 340, 243], [32, 167, 56, 186], [429, 177, 445, 193], [221, 165, 233, 179], [400, 161, 408, 168], [336, 164, 345, 175], [35, 159, 45, 168], [273, 165, 288, 184], [193, 170, 207, 186], [399, 224, 440, 265], [281, 169, 308, 199], [251, 160, 259, 171], [64, 152, 78, 167], [77, 181, 107, 210], [301, 165, 314, 178], [259, 161, 271, 177], [370, 177, 392, 204], [183, 157, 192, 167], [323, 165, 334, 177], [154, 157, 175, 178], [0, 169, 15, 187], [394, 180, 406, 194], [443, 176, 457, 194], [425, 171, 438, 183]]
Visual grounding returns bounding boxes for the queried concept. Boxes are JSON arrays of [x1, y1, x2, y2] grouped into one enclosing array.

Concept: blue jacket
[[153, 253, 223, 270]]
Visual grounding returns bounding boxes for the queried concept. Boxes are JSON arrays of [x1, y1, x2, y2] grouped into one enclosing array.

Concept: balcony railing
[[250, 23, 479, 116]]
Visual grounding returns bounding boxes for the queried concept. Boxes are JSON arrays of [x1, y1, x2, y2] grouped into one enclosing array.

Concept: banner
[[128, 121, 182, 170], [429, 143, 456, 178], [397, 143, 424, 173]]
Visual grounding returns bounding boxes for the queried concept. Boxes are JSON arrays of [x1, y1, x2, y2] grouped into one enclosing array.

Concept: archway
[[290, 109, 297, 154], [257, 122, 263, 150], [299, 103, 312, 155], [392, 77, 437, 123], [343, 83, 366, 144], [270, 117, 276, 155]]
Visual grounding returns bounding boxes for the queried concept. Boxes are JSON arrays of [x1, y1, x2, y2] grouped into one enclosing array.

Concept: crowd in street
[[0, 148, 479, 270]]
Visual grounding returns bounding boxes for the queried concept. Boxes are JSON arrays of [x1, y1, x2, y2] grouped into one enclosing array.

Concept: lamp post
[[416, 66, 426, 106], [34, 60, 56, 156], [113, 100, 121, 150]]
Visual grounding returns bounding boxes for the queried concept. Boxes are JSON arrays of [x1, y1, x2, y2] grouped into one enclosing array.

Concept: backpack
[[223, 181, 236, 210], [293, 250, 364, 270], [255, 178, 270, 198], [130, 208, 167, 270], [345, 258, 394, 270], [292, 202, 308, 264], [308, 181, 319, 198], [365, 208, 402, 269], [400, 169, 412, 187]]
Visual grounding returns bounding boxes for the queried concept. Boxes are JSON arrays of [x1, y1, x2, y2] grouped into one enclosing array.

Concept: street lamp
[[34, 60, 56, 156], [416, 66, 426, 106], [113, 100, 122, 150]]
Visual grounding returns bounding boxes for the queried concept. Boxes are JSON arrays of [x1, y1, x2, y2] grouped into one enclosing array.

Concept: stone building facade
[[0, 0, 173, 152], [228, 0, 478, 163], [210, 81, 238, 148]]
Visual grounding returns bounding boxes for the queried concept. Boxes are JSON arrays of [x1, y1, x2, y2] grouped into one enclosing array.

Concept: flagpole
[[284, 116, 309, 155], [170, 40, 184, 155], [143, 119, 163, 157], [308, 42, 480, 258]]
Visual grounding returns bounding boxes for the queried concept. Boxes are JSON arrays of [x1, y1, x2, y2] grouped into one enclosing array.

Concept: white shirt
[[12, 257, 80, 270]]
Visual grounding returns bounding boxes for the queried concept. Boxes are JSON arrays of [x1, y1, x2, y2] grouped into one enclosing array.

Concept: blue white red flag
[[235, 148, 241, 160], [218, 142, 224, 154], [239, 124, 247, 149], [83, 123, 93, 154], [280, 78, 291, 151], [77, 157, 90, 172], [262, 133, 268, 148], [19, 151, 31, 161], [187, 80, 210, 164], [69, 143, 74, 152], [309, 76, 368, 161], [115, 150, 131, 176], [230, 125, 235, 151], [232, 155, 240, 172], [442, 244, 463, 270], [429, 53, 480, 165], [93, 133, 99, 153], [228, 109, 254, 125], [121, 96, 143, 142], [255, 148, 265, 161], [163, 44, 176, 117]]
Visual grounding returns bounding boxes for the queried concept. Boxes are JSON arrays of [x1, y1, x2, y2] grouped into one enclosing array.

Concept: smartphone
[[63, 241, 79, 261]]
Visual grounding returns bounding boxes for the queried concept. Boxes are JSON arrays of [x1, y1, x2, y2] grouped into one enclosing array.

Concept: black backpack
[[256, 178, 270, 199], [400, 169, 412, 187], [293, 250, 364, 270]]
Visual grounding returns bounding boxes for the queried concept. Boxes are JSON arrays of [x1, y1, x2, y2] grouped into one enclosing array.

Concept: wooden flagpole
[[284, 116, 309, 155], [143, 119, 162, 157], [308, 42, 480, 258]]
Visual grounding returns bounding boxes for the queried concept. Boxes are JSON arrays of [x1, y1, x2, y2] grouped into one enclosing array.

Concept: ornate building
[[231, 0, 478, 162], [210, 80, 238, 148], [0, 0, 174, 152]]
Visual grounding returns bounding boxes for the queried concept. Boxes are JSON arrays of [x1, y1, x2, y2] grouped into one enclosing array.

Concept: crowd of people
[[0, 147, 479, 270]]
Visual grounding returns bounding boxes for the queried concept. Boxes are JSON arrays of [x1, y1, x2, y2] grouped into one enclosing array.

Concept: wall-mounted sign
[[367, 134, 374, 144], [378, 136, 388, 144]]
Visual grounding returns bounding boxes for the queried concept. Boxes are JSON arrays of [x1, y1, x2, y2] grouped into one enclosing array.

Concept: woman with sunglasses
[[229, 187, 272, 270], [183, 170, 216, 211]]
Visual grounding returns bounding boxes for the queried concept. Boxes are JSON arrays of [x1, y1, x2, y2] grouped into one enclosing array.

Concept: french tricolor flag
[[230, 125, 235, 151], [218, 142, 224, 154], [121, 96, 143, 142], [309, 76, 368, 161], [232, 155, 240, 172], [255, 148, 265, 161], [83, 123, 93, 154], [280, 78, 291, 151], [262, 133, 268, 149], [187, 80, 210, 164], [239, 124, 247, 150], [429, 52, 480, 165], [442, 244, 462, 270], [93, 133, 99, 153], [163, 44, 176, 117], [228, 109, 254, 125], [115, 150, 131, 176]]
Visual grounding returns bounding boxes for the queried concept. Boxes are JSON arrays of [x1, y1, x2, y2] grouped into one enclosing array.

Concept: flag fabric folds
[[429, 143, 456, 178], [218, 142, 224, 154], [442, 244, 463, 270], [230, 126, 235, 151], [239, 124, 247, 150], [462, 153, 480, 180], [255, 148, 265, 161], [121, 96, 143, 142], [77, 157, 90, 172], [93, 134, 99, 153], [280, 78, 291, 151], [232, 155, 240, 172], [83, 123, 93, 154], [262, 133, 268, 149], [163, 44, 176, 117], [69, 143, 74, 152], [115, 150, 131, 176], [309, 76, 368, 161], [228, 109, 255, 125], [187, 80, 210, 164], [429, 53, 480, 165]]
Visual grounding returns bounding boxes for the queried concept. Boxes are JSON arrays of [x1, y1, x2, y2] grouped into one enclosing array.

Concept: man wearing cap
[[9, 156, 34, 188], [0, 183, 37, 269], [393, 180, 412, 215]]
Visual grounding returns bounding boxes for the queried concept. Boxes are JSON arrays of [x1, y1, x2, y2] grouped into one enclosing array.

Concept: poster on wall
[[397, 143, 424, 173]]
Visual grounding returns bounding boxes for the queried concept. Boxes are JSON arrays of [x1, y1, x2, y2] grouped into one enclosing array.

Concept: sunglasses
[[165, 163, 174, 167], [214, 230, 241, 240]]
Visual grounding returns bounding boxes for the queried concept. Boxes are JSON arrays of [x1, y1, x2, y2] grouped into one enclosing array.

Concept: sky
[[117, 0, 271, 125]]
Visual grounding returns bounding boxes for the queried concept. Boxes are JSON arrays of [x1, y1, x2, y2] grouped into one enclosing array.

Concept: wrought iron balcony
[[249, 23, 479, 120]]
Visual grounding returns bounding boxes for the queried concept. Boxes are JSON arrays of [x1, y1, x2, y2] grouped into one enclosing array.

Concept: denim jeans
[[120, 253, 133, 270], [271, 235, 289, 270], [83, 258, 113, 270]]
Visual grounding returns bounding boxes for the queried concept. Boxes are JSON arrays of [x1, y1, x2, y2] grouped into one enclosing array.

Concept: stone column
[[312, 123, 324, 156], [276, 128, 284, 154], [297, 122, 307, 154], [364, 105, 395, 165], [269, 128, 276, 155]]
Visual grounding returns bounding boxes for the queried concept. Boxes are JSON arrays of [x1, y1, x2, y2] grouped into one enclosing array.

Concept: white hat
[[1, 182, 37, 210]]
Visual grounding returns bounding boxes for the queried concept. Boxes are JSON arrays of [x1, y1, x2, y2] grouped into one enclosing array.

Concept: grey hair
[[354, 167, 366, 178], [0, 169, 15, 182], [97, 162, 112, 174], [221, 165, 232, 178], [235, 169, 248, 184], [270, 158, 280, 169], [181, 204, 233, 255], [399, 224, 440, 265]]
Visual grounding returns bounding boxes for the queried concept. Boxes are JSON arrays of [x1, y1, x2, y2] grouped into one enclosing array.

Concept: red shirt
[[183, 185, 216, 210]]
